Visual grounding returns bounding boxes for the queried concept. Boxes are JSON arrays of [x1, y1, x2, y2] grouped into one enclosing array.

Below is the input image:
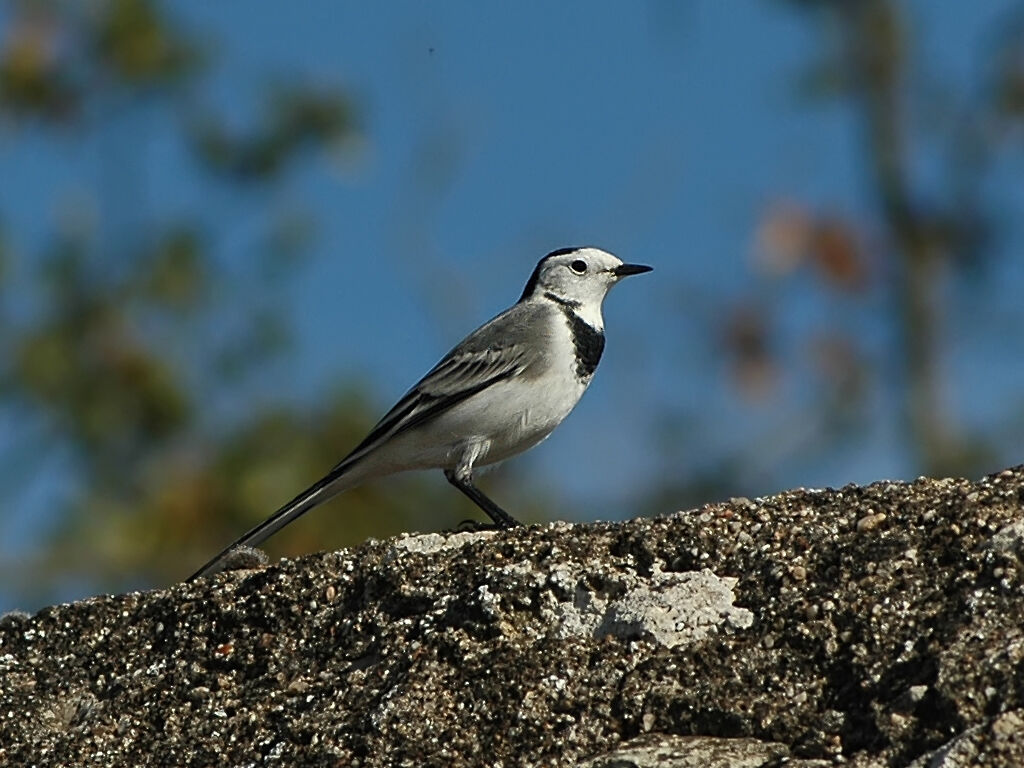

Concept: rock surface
[[3, 467, 1024, 766]]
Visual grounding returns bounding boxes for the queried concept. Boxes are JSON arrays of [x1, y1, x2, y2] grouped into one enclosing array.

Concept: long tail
[[186, 459, 365, 582]]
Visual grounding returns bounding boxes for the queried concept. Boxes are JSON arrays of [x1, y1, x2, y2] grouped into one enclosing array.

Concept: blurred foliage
[[0, 0, 534, 609], [0, 3, 78, 120], [645, 0, 1024, 513], [94, 0, 198, 84], [0, 0, 198, 122], [192, 85, 356, 182], [729, 0, 1022, 479]]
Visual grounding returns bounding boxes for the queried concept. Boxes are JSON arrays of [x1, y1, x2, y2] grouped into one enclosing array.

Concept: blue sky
[[215, 2, 836, 494], [2, 1, 1023, 608], [176, 1, 1020, 496]]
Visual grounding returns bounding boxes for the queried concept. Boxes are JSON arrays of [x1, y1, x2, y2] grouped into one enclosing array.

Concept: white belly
[[349, 306, 598, 480], [439, 368, 589, 465], [366, 363, 590, 475]]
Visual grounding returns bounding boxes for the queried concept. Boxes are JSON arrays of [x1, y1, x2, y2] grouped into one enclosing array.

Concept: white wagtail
[[188, 247, 651, 580]]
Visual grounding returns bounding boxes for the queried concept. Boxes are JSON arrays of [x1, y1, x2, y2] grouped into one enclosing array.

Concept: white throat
[[539, 291, 604, 330], [572, 299, 604, 331]]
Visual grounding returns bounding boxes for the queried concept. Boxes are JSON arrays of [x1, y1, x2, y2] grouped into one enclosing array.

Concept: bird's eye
[[569, 259, 587, 274]]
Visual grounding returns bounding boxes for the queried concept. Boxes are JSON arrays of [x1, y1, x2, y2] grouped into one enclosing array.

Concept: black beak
[[613, 263, 653, 277]]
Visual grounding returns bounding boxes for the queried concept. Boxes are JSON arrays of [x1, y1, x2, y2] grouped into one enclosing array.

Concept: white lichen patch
[[542, 563, 753, 648], [386, 530, 495, 559]]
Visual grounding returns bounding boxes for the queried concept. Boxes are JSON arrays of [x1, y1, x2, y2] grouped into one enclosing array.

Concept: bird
[[187, 246, 651, 581]]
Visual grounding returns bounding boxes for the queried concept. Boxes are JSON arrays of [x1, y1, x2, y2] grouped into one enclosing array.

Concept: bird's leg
[[444, 469, 522, 528]]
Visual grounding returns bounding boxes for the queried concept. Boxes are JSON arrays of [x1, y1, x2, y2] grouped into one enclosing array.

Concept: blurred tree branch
[[653, 2, 1024, 510], [823, 0, 971, 473], [762, 0, 1022, 477]]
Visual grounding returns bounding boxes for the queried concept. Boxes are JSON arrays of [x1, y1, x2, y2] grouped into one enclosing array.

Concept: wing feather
[[331, 342, 532, 470]]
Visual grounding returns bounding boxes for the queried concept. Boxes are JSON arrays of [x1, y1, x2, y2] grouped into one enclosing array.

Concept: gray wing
[[333, 301, 552, 470], [185, 302, 551, 581]]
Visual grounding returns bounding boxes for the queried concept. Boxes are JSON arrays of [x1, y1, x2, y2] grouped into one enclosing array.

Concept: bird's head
[[518, 247, 652, 311]]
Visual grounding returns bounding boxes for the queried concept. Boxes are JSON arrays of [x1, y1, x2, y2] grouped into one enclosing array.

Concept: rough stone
[[575, 733, 815, 767], [3, 466, 1024, 766]]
